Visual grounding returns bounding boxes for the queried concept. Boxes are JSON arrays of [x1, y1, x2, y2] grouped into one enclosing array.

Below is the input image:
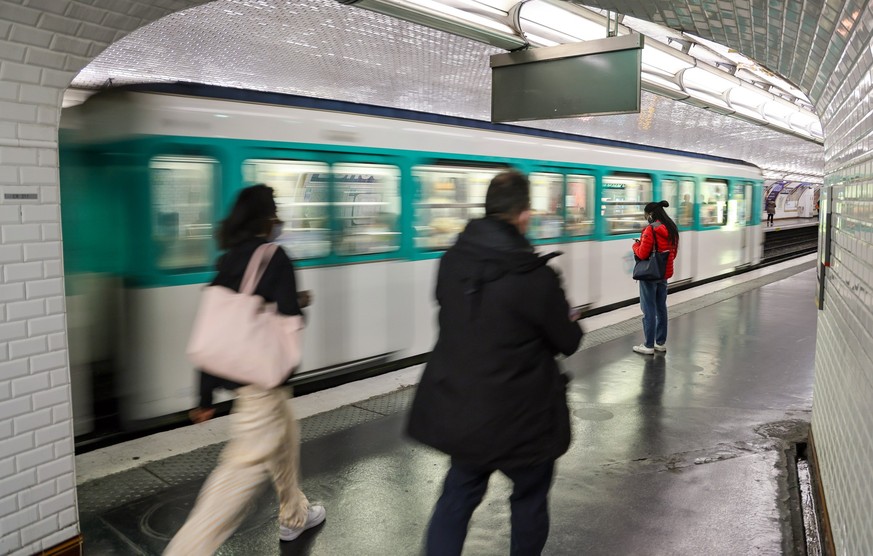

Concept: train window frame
[[729, 180, 751, 227], [565, 173, 596, 239], [244, 155, 405, 264], [242, 158, 332, 261], [529, 166, 596, 241], [601, 173, 653, 236], [148, 154, 220, 273], [412, 164, 501, 252], [662, 175, 696, 230], [699, 178, 730, 227], [331, 162, 402, 257], [528, 172, 566, 240]]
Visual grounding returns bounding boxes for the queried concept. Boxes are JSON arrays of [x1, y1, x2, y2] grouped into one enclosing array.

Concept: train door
[[528, 168, 598, 310], [728, 182, 755, 266], [660, 176, 694, 284], [326, 155, 409, 368], [243, 152, 410, 375], [600, 173, 653, 304], [737, 181, 756, 266], [122, 150, 224, 422], [410, 162, 506, 354]]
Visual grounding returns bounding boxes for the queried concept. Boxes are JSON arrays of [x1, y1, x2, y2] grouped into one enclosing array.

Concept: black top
[[197, 238, 302, 406], [406, 217, 583, 469], [211, 238, 302, 316]]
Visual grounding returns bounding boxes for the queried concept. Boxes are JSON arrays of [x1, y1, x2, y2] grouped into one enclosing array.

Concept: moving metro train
[[60, 84, 764, 438]]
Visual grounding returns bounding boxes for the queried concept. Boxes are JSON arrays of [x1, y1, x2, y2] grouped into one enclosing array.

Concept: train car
[[59, 84, 763, 438]]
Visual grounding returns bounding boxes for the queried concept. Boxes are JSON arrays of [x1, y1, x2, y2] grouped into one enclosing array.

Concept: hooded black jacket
[[406, 217, 583, 469]]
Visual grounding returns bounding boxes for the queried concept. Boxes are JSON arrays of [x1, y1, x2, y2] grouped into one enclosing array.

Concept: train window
[[149, 155, 217, 270], [529, 173, 564, 239], [566, 174, 595, 236], [663, 178, 695, 228], [602, 174, 652, 235], [731, 182, 749, 225], [413, 165, 496, 250], [243, 159, 331, 259], [700, 179, 728, 226], [743, 182, 754, 226], [679, 180, 695, 227], [333, 163, 401, 256], [662, 179, 679, 222]]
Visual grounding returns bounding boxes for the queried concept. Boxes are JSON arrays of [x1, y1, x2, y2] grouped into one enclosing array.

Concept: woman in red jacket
[[631, 200, 679, 355]]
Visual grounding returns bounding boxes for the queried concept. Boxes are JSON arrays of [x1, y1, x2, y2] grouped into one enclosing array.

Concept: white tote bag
[[187, 243, 304, 389]]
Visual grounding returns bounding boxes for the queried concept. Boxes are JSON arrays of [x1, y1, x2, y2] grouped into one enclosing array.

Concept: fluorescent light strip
[[338, 0, 824, 142]]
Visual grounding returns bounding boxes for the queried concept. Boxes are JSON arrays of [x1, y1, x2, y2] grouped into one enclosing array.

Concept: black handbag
[[632, 225, 669, 281]]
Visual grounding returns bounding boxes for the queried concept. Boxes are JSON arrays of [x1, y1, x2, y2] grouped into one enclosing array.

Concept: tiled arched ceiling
[[72, 0, 836, 180]]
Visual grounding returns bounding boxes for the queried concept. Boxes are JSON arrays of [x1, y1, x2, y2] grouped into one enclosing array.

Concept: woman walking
[[165, 184, 324, 555], [631, 200, 679, 355]]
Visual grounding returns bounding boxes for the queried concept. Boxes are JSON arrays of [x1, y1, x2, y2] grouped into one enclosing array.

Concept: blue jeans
[[639, 280, 668, 348], [426, 459, 555, 556]]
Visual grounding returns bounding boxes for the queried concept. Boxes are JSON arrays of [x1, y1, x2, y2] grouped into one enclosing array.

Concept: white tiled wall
[[811, 1, 873, 554], [1, 0, 873, 554], [0, 1, 209, 553]]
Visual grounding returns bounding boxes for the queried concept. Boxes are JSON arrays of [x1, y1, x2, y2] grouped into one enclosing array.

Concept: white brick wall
[[0, 0, 211, 553], [810, 1, 873, 555], [0, 0, 870, 554]]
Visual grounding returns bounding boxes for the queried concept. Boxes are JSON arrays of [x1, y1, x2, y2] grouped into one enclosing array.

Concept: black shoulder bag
[[632, 225, 669, 281]]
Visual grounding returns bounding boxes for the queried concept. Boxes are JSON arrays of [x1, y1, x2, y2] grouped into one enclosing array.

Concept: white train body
[[60, 88, 763, 431]]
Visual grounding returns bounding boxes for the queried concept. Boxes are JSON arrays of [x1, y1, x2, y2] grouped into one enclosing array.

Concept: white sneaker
[[654, 343, 666, 352], [279, 505, 326, 541], [633, 344, 654, 355]]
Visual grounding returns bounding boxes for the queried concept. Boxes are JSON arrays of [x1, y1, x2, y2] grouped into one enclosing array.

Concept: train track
[[762, 224, 818, 264]]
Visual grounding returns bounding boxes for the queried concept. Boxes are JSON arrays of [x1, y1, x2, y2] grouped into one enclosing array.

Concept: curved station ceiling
[[69, 0, 826, 181]]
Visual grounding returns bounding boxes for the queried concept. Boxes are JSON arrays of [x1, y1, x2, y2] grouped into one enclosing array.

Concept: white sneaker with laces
[[654, 343, 666, 352], [279, 505, 326, 541], [633, 344, 655, 355]]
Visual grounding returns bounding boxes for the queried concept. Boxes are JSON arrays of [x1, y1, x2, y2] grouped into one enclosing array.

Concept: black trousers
[[426, 458, 555, 556]]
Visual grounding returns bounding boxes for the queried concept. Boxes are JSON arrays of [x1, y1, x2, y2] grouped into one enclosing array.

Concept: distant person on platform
[[765, 198, 776, 226], [407, 171, 584, 556]]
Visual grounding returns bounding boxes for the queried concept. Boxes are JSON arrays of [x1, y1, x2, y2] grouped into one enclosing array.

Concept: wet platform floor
[[80, 268, 817, 555]]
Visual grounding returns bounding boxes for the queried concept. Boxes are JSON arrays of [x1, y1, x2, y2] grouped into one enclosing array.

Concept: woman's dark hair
[[645, 200, 679, 247], [217, 184, 277, 250], [485, 171, 530, 220]]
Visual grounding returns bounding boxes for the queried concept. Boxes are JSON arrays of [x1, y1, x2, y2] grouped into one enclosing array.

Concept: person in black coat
[[407, 171, 584, 556]]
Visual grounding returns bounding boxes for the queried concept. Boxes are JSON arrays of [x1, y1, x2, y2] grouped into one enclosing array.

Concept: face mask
[[646, 214, 654, 223], [269, 222, 283, 242]]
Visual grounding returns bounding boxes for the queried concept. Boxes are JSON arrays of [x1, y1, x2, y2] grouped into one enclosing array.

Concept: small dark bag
[[632, 225, 669, 281]]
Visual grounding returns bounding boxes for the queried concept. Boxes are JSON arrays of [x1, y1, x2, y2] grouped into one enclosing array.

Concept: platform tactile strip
[[144, 443, 223, 487], [353, 387, 416, 416], [77, 467, 169, 517], [299, 405, 385, 443]]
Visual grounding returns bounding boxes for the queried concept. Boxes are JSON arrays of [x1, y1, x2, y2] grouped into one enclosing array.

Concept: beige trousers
[[164, 386, 309, 555]]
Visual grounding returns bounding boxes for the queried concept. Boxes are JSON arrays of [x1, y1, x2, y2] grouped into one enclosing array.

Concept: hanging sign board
[[491, 34, 643, 122]]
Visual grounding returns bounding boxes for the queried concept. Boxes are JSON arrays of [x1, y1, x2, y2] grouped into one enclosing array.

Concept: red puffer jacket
[[632, 222, 678, 279]]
